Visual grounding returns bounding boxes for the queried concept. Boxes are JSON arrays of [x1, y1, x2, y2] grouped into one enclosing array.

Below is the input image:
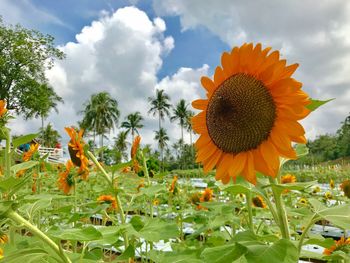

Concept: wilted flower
[[97, 195, 117, 211]]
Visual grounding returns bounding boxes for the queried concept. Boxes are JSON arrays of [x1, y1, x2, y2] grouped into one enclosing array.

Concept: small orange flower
[[0, 234, 8, 244], [169, 175, 178, 193], [252, 195, 267, 208], [0, 100, 7, 117], [97, 195, 117, 211], [200, 188, 213, 202], [16, 169, 26, 178], [137, 180, 145, 192], [281, 174, 296, 184], [323, 237, 350, 255], [57, 160, 75, 194], [122, 166, 131, 173], [23, 143, 39, 161], [340, 180, 350, 198], [65, 127, 89, 179], [131, 135, 141, 159]]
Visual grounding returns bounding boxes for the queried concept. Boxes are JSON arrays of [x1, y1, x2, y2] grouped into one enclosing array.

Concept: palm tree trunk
[[100, 134, 104, 161], [181, 125, 184, 169], [190, 130, 194, 168], [161, 146, 164, 172]]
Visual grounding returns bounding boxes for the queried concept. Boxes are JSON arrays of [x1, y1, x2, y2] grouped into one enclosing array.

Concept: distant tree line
[[293, 114, 350, 165]]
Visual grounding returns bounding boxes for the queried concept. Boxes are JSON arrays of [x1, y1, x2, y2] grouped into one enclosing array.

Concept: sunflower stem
[[269, 177, 290, 239], [5, 209, 71, 263], [4, 128, 11, 178], [87, 151, 129, 251], [297, 215, 317, 253], [246, 191, 254, 234]]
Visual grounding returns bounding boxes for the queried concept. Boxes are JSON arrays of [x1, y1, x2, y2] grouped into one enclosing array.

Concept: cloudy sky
[[1, 0, 350, 148]]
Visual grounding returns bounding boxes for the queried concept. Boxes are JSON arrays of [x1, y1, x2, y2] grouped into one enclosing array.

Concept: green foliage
[[0, 17, 64, 118]]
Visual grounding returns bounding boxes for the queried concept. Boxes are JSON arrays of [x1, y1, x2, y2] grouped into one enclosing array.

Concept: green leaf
[[137, 218, 179, 242], [295, 144, 309, 158], [243, 239, 299, 263], [1, 248, 48, 263], [19, 198, 52, 219], [12, 133, 39, 148], [11, 161, 38, 175], [310, 199, 350, 229], [201, 243, 247, 263], [306, 98, 333, 111], [139, 184, 166, 197], [114, 245, 135, 261], [222, 184, 251, 195], [271, 181, 317, 191], [49, 226, 102, 241], [0, 176, 27, 191]]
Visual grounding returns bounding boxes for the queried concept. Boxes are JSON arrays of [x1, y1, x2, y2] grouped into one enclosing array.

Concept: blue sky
[[1, 0, 350, 147]]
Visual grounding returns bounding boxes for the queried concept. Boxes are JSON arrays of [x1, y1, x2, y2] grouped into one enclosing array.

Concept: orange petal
[[221, 52, 235, 76], [242, 151, 256, 185], [280, 63, 299, 79], [201, 76, 215, 93], [228, 152, 246, 180], [230, 47, 240, 73], [192, 99, 208, 110], [196, 142, 217, 162], [253, 149, 276, 177], [213, 66, 225, 87], [203, 149, 222, 173], [260, 139, 280, 172], [215, 153, 233, 181]]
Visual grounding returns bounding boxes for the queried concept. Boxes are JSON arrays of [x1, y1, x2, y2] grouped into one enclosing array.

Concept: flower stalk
[[5, 209, 71, 263], [269, 177, 290, 239]]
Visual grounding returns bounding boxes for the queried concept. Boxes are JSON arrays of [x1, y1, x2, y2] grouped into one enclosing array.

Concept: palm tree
[[171, 99, 190, 144], [40, 123, 61, 148], [81, 92, 120, 159], [114, 131, 129, 162], [154, 127, 169, 171], [148, 89, 171, 132], [121, 112, 144, 142], [186, 110, 195, 167]]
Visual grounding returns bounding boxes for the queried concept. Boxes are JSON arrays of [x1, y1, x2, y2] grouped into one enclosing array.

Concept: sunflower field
[[1, 43, 350, 263]]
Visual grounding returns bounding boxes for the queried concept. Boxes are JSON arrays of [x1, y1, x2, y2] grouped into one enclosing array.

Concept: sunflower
[[324, 191, 333, 200], [97, 195, 117, 211], [57, 160, 75, 194], [65, 127, 89, 179], [0, 234, 8, 244], [131, 135, 141, 159], [330, 179, 335, 189], [298, 198, 308, 204], [252, 195, 267, 208], [121, 166, 131, 173], [23, 143, 39, 161], [169, 175, 178, 193], [0, 100, 7, 117], [281, 174, 297, 184], [312, 186, 321, 194], [190, 192, 201, 206], [192, 43, 310, 185], [340, 180, 350, 198], [137, 179, 145, 192], [323, 237, 350, 255], [200, 188, 213, 202]]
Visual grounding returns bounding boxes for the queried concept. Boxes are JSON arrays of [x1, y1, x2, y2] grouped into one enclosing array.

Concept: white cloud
[[153, 0, 350, 138], [9, 6, 175, 149]]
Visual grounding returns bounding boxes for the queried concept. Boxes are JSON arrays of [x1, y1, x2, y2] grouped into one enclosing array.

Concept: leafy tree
[[0, 18, 64, 117], [171, 99, 191, 143], [40, 123, 61, 148], [24, 82, 63, 129], [121, 112, 144, 142], [148, 88, 171, 138], [154, 127, 169, 171], [337, 114, 350, 157], [114, 131, 129, 162], [80, 92, 120, 159]]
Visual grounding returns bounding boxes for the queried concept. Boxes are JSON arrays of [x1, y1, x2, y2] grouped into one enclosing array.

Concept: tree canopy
[[0, 17, 64, 118]]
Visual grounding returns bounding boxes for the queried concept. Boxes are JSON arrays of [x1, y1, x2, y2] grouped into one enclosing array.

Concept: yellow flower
[[0, 100, 7, 117], [340, 180, 350, 198], [153, 199, 159, 206], [0, 234, 8, 244], [137, 179, 145, 192], [298, 198, 307, 204], [97, 195, 117, 211], [252, 195, 267, 208], [169, 175, 178, 193], [323, 236, 350, 255], [57, 160, 74, 194], [192, 43, 310, 185], [330, 179, 335, 189], [325, 191, 332, 200], [312, 186, 321, 194], [65, 127, 89, 179], [131, 135, 141, 159], [23, 143, 39, 161], [0, 247, 3, 259], [281, 174, 297, 184], [200, 188, 213, 203]]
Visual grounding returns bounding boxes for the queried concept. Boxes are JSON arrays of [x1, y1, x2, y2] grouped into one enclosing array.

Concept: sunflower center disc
[[206, 73, 276, 153]]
